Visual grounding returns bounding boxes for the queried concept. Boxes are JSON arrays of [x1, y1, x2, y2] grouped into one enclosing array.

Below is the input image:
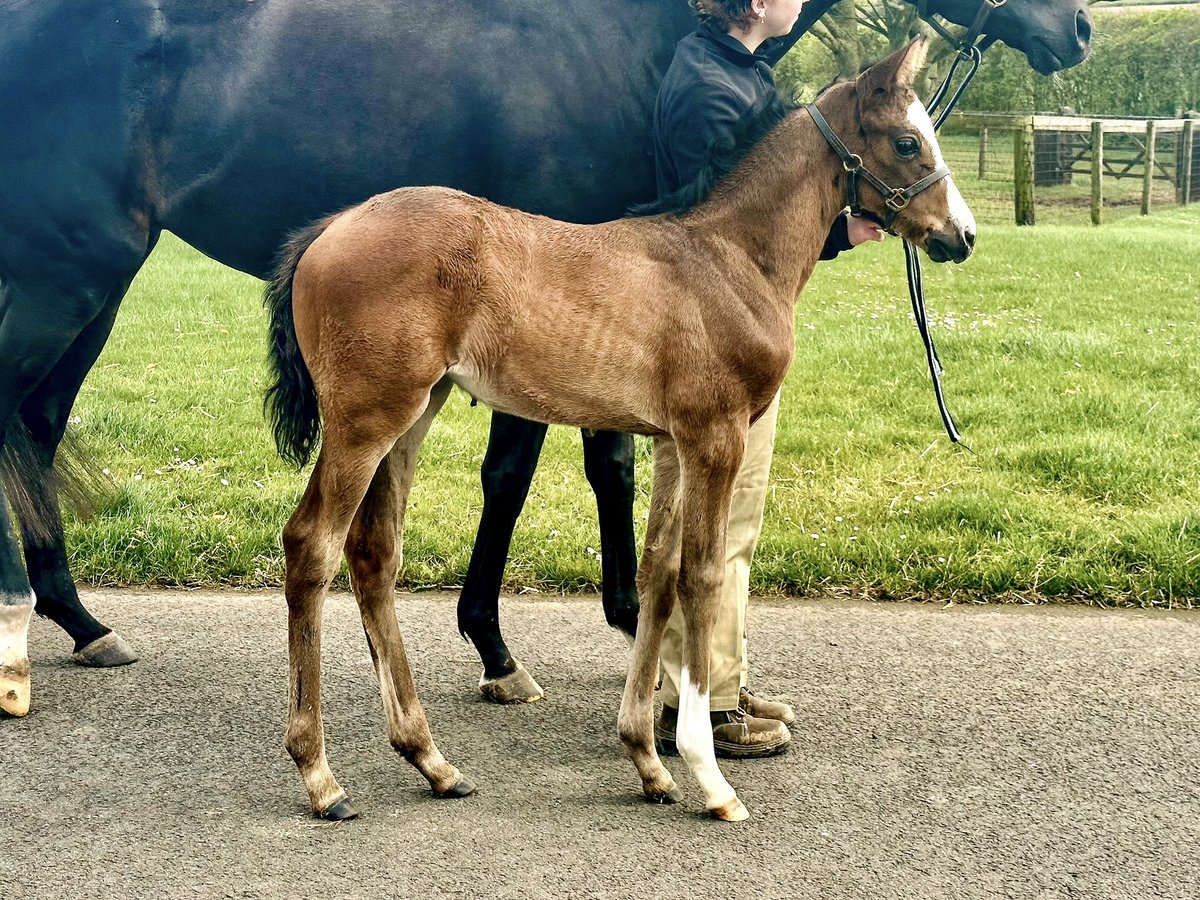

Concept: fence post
[[1091, 120, 1104, 226], [1141, 119, 1157, 216], [1183, 118, 1195, 206], [1013, 117, 1035, 225], [978, 126, 988, 180]]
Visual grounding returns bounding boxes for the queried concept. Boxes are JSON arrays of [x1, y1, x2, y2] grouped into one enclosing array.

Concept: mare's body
[[0, 0, 1092, 717]]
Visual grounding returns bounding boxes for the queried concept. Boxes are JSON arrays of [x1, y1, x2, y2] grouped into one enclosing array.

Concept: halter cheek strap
[[917, 0, 1008, 61], [804, 104, 951, 233]]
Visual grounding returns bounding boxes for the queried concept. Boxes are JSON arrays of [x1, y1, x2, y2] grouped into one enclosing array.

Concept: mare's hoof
[[318, 796, 359, 821], [479, 661, 543, 704], [72, 632, 138, 668], [435, 777, 477, 799], [0, 668, 31, 718], [709, 797, 750, 822], [644, 783, 683, 805]]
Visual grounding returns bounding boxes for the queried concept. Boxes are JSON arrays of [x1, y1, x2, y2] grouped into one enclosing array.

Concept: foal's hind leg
[[618, 437, 683, 804], [345, 380, 474, 800], [283, 426, 399, 820]]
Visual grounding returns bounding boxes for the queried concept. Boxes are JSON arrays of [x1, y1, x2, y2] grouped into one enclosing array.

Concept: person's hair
[[692, 0, 759, 30]]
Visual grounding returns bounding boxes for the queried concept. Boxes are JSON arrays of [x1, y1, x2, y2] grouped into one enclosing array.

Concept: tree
[[812, 0, 975, 93]]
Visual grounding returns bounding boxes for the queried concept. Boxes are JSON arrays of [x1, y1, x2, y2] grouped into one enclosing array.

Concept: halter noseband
[[804, 103, 951, 234]]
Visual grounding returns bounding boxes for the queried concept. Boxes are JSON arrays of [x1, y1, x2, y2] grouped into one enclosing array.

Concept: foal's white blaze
[[677, 665, 738, 812], [0, 593, 35, 717], [906, 99, 976, 236]]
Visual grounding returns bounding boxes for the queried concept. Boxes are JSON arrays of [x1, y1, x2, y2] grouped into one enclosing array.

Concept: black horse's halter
[[921, 0, 1008, 128], [918, 0, 1007, 61], [804, 103, 951, 234]]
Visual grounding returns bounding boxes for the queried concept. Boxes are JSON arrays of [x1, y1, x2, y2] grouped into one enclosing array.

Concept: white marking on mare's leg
[[676, 665, 737, 812], [0, 593, 35, 717], [906, 99, 976, 235]]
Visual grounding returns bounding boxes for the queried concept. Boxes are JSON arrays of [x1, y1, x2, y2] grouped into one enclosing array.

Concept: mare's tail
[[0, 420, 102, 543], [264, 217, 336, 468]]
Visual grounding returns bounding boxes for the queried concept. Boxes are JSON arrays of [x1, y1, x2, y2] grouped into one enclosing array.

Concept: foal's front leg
[[671, 429, 748, 821], [618, 438, 683, 803]]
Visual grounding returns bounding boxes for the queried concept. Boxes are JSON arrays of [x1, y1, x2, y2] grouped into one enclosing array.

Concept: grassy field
[[62, 204, 1200, 607]]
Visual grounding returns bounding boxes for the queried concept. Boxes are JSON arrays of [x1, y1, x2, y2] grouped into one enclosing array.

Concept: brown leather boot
[[739, 686, 796, 727], [655, 705, 791, 759]]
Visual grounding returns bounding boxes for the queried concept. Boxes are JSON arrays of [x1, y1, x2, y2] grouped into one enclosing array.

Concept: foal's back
[[293, 186, 756, 434]]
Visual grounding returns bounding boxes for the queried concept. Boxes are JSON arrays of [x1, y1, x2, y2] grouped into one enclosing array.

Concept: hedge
[[776, 9, 1200, 116]]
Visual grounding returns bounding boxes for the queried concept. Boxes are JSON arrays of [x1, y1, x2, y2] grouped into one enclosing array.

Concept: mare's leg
[[672, 426, 748, 822], [344, 381, 473, 800], [283, 425, 399, 819], [617, 438, 683, 803], [457, 411, 548, 703], [18, 263, 158, 666], [0, 241, 151, 714], [0, 502, 34, 717], [582, 430, 639, 641]]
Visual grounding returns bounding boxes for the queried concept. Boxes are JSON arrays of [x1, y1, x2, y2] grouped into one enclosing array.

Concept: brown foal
[[265, 39, 974, 822]]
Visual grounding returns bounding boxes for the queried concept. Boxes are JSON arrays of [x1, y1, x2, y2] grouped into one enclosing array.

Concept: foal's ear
[[857, 37, 929, 97]]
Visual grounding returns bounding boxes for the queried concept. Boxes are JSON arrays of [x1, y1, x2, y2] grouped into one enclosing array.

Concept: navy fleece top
[[653, 22, 851, 259]]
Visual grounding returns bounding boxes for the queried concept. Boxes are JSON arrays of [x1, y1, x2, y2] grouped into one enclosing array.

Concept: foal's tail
[[264, 217, 335, 468]]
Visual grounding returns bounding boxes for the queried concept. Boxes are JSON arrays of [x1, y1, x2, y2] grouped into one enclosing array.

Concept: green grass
[[64, 205, 1200, 607]]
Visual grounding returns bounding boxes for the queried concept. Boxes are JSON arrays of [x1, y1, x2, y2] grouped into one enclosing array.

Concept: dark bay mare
[[266, 39, 974, 821], [0, 0, 1092, 718]]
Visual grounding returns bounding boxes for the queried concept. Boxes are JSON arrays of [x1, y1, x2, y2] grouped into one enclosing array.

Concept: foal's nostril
[[964, 228, 977, 251], [927, 237, 950, 263]]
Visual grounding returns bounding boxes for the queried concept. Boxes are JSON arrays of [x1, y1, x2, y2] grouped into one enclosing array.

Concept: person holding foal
[[653, 0, 884, 759]]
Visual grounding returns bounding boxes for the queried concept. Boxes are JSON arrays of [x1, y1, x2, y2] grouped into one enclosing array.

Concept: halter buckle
[[842, 154, 863, 173], [886, 190, 910, 212]]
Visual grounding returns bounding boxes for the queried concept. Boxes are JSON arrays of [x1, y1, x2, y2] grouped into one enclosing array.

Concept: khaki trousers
[[658, 391, 780, 712]]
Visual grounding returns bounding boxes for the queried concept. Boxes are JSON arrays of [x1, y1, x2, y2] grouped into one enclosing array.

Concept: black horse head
[[923, 0, 1093, 73]]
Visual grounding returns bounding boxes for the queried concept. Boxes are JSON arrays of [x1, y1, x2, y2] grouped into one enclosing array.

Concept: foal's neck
[[680, 109, 846, 307]]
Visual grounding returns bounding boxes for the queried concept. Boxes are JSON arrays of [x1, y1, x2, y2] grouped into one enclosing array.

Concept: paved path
[[3, 590, 1199, 900]]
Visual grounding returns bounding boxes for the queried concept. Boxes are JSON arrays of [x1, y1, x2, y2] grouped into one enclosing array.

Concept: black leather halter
[[804, 103, 951, 234], [917, 0, 1008, 61]]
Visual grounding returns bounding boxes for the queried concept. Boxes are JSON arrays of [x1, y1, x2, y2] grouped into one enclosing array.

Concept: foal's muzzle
[[926, 222, 976, 264]]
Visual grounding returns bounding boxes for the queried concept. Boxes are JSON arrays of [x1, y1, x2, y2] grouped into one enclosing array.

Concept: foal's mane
[[627, 91, 801, 218]]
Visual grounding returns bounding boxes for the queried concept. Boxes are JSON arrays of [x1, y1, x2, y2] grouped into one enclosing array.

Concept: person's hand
[[846, 214, 885, 247]]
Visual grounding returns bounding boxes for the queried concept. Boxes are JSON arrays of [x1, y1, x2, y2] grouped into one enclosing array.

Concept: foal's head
[[819, 38, 976, 264]]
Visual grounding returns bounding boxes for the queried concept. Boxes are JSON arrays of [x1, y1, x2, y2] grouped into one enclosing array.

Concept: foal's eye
[[894, 136, 921, 158]]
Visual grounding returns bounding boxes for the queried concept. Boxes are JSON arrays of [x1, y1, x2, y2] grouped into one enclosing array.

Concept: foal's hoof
[[72, 631, 138, 668], [0, 667, 31, 718], [644, 783, 684, 805], [317, 795, 360, 821], [435, 776, 477, 799], [479, 661, 543, 704], [709, 797, 750, 822]]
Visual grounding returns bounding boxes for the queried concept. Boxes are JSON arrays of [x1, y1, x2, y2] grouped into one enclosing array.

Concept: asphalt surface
[[2, 590, 1198, 900]]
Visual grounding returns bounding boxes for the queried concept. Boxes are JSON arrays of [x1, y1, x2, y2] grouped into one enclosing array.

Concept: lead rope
[[899, 4, 1002, 447]]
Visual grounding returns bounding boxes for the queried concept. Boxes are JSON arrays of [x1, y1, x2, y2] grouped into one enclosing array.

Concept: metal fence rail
[[939, 112, 1199, 226]]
